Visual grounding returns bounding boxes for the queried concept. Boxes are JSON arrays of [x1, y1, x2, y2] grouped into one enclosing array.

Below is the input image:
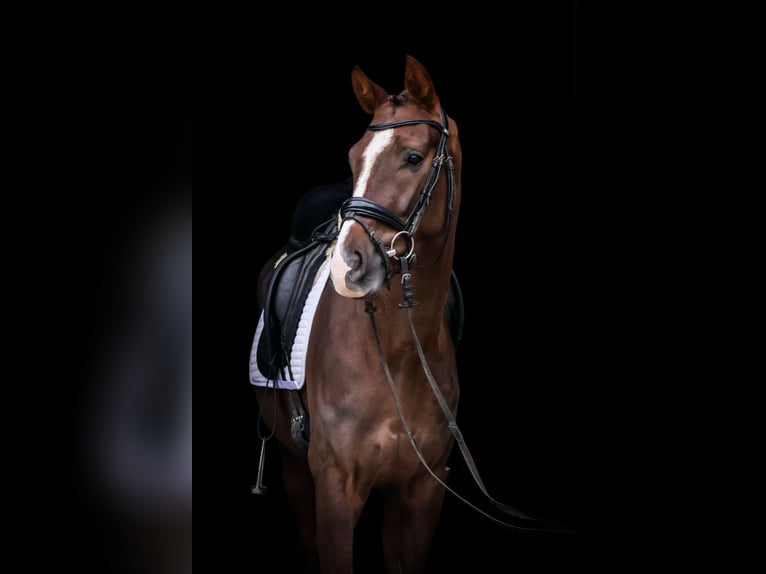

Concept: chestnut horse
[[253, 56, 482, 572]]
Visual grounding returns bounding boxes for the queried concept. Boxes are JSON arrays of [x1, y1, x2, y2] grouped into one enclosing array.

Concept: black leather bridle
[[338, 107, 455, 300]]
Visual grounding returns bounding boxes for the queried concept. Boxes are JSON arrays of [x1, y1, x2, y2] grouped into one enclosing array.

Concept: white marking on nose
[[330, 129, 394, 297], [353, 129, 394, 198], [336, 219, 353, 251], [331, 226, 353, 278], [330, 242, 357, 297]]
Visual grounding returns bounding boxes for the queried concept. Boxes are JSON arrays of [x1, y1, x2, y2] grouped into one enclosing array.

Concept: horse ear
[[351, 65, 388, 114], [404, 55, 440, 112]]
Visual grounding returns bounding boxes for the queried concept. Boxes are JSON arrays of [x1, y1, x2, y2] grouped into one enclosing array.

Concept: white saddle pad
[[249, 258, 330, 390]]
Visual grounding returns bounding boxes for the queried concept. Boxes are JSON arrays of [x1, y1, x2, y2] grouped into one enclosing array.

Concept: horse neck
[[373, 210, 458, 342], [407, 170, 460, 311]]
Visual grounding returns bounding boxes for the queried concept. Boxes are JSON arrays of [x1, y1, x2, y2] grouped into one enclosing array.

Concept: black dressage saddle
[[256, 181, 464, 382]]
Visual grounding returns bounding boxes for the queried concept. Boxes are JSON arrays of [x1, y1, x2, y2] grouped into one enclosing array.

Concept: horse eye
[[406, 153, 424, 166]]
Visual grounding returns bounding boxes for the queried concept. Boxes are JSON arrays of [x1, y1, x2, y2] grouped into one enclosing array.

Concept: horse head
[[330, 55, 461, 299]]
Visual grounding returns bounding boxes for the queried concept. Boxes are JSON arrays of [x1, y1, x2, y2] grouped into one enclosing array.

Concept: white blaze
[[353, 129, 394, 198], [330, 129, 394, 295]]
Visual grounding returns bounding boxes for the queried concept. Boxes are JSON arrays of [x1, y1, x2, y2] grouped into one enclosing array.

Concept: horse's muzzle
[[330, 221, 386, 298]]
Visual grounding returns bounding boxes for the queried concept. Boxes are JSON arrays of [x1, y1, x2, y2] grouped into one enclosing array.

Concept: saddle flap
[[256, 224, 334, 380]]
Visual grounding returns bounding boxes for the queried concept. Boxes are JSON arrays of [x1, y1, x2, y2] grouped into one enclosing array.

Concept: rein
[[365, 302, 572, 534], [351, 108, 571, 534]]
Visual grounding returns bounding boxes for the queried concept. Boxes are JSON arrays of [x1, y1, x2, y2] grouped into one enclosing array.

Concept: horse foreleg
[[313, 465, 367, 573], [383, 476, 447, 574], [381, 489, 402, 574]]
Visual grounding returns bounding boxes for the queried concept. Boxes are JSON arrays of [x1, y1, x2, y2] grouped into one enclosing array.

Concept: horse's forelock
[[386, 92, 409, 107], [384, 91, 439, 116]]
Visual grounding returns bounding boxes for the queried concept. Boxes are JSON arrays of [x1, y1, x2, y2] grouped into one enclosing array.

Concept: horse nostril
[[350, 250, 363, 269], [347, 250, 366, 281]]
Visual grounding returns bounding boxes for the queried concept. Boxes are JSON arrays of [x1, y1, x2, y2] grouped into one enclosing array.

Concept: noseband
[[338, 108, 455, 300]]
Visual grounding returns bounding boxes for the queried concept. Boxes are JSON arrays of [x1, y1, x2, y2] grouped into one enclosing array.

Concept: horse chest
[[315, 407, 446, 478]]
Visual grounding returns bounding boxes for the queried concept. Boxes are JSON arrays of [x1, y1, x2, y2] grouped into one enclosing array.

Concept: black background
[[6, 4, 587, 573], [207, 3, 586, 573]]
